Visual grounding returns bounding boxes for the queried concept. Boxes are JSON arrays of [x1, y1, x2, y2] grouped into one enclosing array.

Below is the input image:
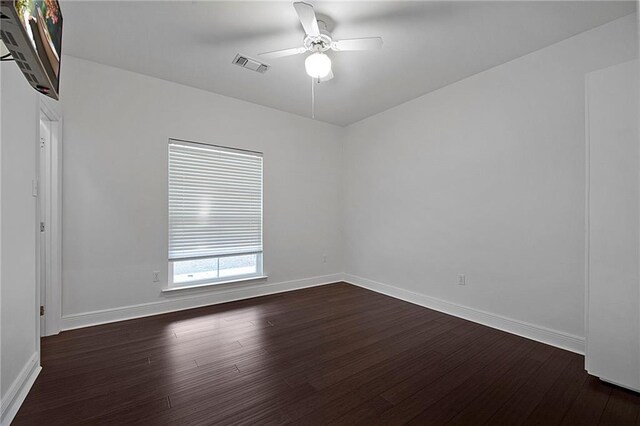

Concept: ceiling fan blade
[[293, 2, 320, 37], [258, 46, 306, 60], [332, 37, 383, 52], [319, 69, 334, 82]]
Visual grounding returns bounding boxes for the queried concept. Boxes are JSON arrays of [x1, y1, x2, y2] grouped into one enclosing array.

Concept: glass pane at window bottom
[[173, 258, 219, 284], [220, 254, 257, 278]]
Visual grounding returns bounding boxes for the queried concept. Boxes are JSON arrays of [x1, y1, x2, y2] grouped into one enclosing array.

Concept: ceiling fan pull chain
[[311, 76, 316, 119]]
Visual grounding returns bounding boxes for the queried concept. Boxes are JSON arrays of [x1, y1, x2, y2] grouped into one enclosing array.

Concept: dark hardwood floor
[[14, 282, 640, 425]]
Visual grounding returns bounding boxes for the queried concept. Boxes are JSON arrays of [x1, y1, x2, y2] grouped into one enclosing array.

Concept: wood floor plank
[[560, 375, 613, 426], [359, 334, 534, 425], [598, 387, 640, 426], [378, 327, 513, 405], [300, 325, 493, 425], [406, 342, 554, 425], [12, 282, 639, 425], [485, 348, 575, 425], [439, 345, 553, 426], [521, 353, 589, 425]]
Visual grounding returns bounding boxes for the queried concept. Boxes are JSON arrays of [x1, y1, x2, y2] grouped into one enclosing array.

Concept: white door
[[586, 59, 640, 392]]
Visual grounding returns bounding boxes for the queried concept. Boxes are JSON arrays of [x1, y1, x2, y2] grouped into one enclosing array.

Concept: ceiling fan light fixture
[[305, 52, 332, 79]]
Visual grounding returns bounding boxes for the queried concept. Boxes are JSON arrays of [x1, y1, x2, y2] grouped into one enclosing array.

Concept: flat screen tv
[[0, 0, 62, 99]]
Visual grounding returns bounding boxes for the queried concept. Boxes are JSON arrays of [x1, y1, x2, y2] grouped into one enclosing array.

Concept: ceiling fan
[[259, 1, 383, 82]]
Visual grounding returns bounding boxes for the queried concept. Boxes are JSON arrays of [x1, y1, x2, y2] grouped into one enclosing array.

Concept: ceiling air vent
[[0, 30, 17, 46], [232, 54, 270, 74]]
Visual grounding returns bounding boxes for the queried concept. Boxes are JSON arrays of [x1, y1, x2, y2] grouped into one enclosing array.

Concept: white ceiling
[[60, 1, 636, 126]]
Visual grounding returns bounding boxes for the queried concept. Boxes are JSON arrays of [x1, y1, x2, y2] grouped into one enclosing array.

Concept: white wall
[[343, 14, 638, 349], [0, 63, 40, 424], [59, 56, 344, 326]]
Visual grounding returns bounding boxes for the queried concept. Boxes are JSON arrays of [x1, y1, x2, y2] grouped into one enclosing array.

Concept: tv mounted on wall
[[0, 0, 63, 99]]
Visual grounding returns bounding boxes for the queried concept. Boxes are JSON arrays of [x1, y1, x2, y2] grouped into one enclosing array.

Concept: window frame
[[167, 252, 264, 289], [166, 139, 265, 290]]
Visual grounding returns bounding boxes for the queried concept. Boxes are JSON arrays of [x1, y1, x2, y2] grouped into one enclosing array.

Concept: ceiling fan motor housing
[[303, 31, 333, 52]]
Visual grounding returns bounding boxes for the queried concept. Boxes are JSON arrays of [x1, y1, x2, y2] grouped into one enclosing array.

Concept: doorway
[[37, 99, 62, 337]]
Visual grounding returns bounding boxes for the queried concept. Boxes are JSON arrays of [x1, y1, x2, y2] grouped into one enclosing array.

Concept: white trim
[[584, 73, 592, 368], [599, 377, 640, 393], [162, 275, 269, 292], [342, 273, 585, 354], [32, 94, 41, 361], [61, 273, 342, 330], [0, 352, 41, 426]]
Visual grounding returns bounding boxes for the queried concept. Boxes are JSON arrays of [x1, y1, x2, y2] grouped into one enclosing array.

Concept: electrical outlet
[[457, 274, 466, 286], [152, 271, 160, 282]]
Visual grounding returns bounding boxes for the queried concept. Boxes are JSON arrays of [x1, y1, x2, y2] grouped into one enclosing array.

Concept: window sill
[[162, 275, 268, 293]]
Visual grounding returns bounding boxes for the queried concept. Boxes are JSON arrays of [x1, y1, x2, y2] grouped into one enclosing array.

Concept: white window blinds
[[168, 140, 263, 261]]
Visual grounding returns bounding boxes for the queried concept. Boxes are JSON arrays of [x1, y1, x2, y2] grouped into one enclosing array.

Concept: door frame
[[37, 95, 62, 337]]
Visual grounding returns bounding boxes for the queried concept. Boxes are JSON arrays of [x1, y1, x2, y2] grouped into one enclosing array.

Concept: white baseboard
[[61, 273, 343, 330], [342, 273, 585, 354], [597, 377, 640, 393], [60, 272, 585, 354], [1, 352, 41, 426]]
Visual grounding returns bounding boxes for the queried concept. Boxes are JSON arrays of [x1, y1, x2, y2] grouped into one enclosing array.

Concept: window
[[168, 139, 263, 288]]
